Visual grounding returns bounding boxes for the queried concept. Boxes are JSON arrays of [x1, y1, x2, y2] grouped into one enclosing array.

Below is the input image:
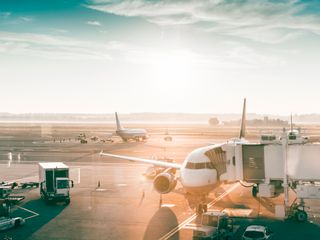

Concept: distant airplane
[[115, 112, 148, 142], [101, 100, 247, 213]]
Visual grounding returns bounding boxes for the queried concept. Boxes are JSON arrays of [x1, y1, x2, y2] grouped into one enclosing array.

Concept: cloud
[[0, 28, 283, 69], [0, 12, 11, 18], [86, 0, 320, 43], [87, 20, 102, 26], [0, 15, 34, 25], [20, 17, 33, 22], [109, 40, 284, 70], [0, 31, 112, 60]]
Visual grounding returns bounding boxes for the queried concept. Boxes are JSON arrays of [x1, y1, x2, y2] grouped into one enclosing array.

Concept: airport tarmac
[[1, 123, 320, 240]]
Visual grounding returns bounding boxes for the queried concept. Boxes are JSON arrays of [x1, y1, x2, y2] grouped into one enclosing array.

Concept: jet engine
[[153, 172, 177, 194]]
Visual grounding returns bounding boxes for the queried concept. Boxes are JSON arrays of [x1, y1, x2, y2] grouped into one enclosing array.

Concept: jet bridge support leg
[[288, 182, 320, 222]]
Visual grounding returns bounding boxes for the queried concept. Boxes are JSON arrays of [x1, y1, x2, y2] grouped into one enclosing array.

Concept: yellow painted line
[[158, 182, 240, 240]]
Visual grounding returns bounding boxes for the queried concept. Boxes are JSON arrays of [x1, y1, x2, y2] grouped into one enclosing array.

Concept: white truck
[[39, 162, 73, 204], [193, 210, 235, 240]]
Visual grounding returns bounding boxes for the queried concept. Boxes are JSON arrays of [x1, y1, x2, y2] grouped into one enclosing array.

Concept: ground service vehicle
[[193, 210, 234, 240], [0, 186, 11, 199], [242, 225, 273, 240], [39, 162, 73, 204], [0, 216, 25, 231]]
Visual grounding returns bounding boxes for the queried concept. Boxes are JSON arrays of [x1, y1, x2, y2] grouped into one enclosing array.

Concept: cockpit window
[[186, 162, 215, 169]]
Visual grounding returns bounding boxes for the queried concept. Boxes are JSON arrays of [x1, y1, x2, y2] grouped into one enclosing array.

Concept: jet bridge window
[[261, 135, 276, 141]]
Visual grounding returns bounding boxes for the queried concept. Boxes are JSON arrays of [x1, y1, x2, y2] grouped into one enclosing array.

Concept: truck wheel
[[14, 219, 21, 227], [295, 210, 308, 222], [44, 196, 51, 205], [252, 185, 258, 197]]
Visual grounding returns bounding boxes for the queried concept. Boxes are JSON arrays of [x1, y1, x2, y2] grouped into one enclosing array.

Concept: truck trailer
[[39, 162, 73, 204]]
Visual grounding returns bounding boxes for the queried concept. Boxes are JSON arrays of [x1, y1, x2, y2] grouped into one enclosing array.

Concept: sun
[[147, 49, 196, 91]]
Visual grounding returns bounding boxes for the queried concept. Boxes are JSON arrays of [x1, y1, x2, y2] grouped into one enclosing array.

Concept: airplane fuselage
[[116, 128, 148, 141], [178, 140, 245, 196], [114, 112, 148, 142]]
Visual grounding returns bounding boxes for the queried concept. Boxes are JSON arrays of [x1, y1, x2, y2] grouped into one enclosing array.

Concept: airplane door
[[242, 145, 265, 182]]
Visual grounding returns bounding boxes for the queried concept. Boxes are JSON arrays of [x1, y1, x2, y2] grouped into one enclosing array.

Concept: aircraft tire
[[14, 219, 21, 227]]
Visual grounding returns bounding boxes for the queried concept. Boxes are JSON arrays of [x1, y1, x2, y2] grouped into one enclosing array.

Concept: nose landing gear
[[196, 203, 208, 215]]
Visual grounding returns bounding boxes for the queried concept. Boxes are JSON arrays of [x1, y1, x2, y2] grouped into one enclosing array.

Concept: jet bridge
[[231, 140, 320, 222], [236, 144, 320, 182]]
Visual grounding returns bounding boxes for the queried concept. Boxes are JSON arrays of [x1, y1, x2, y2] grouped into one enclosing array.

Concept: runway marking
[[161, 204, 176, 208], [116, 183, 128, 187], [10, 175, 38, 183], [158, 182, 240, 240], [95, 188, 109, 192], [17, 206, 40, 220]]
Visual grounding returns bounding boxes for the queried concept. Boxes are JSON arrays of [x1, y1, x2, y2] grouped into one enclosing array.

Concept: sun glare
[[148, 49, 195, 91]]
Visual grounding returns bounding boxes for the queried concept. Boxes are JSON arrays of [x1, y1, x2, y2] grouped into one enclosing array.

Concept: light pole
[[282, 128, 289, 209]]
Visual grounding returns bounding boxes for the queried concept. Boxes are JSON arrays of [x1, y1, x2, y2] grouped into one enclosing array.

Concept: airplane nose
[[181, 169, 217, 188]]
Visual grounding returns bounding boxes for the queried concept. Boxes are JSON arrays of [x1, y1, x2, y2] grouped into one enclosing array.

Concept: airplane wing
[[100, 152, 182, 169]]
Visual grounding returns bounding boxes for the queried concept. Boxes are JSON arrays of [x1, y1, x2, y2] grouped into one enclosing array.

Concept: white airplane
[[101, 100, 247, 213], [115, 112, 148, 142]]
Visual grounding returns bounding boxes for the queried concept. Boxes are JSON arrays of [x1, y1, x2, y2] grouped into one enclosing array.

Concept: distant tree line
[[209, 116, 288, 127], [208, 117, 219, 126]]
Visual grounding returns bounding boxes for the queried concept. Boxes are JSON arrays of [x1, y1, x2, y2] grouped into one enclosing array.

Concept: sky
[[0, 0, 320, 114]]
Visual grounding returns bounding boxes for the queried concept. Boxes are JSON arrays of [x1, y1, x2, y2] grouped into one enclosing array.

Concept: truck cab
[[56, 177, 71, 195], [193, 210, 234, 240], [0, 186, 11, 199]]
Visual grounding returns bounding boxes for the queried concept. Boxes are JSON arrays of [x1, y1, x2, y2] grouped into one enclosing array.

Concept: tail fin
[[115, 112, 124, 131], [239, 98, 246, 139]]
